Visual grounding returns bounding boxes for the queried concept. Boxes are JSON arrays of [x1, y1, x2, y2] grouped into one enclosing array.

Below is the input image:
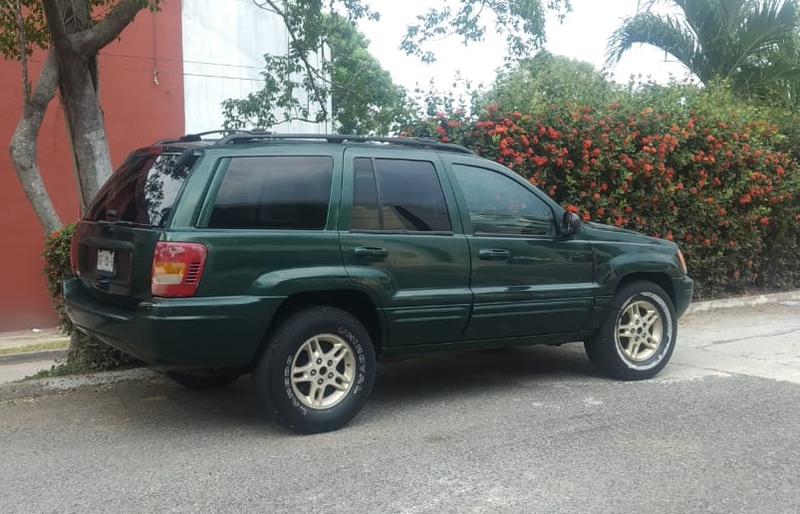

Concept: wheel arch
[[251, 288, 385, 368], [615, 271, 677, 309]]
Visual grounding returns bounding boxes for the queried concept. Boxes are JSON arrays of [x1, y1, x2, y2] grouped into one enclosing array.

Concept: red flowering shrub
[[407, 84, 800, 299]]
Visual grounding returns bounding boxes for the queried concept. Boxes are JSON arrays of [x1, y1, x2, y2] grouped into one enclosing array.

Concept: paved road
[[1, 302, 799, 513]]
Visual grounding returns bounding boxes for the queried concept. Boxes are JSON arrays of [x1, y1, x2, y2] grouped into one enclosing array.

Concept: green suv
[[64, 132, 693, 433]]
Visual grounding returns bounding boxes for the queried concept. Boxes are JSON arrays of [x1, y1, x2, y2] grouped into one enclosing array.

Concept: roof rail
[[213, 132, 474, 155], [153, 129, 260, 145]]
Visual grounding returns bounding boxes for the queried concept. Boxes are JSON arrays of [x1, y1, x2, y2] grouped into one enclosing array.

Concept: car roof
[[149, 131, 475, 156]]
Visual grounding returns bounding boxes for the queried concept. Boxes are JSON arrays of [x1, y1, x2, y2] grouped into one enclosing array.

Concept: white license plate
[[97, 249, 115, 274]]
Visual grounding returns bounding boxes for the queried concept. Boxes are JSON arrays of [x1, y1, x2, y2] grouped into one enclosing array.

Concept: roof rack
[[213, 132, 474, 155], [153, 129, 248, 145]]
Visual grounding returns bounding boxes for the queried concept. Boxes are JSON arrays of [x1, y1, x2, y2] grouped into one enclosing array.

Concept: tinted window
[[453, 165, 555, 236], [351, 158, 451, 232], [209, 156, 333, 230], [351, 158, 381, 231], [88, 152, 196, 227]]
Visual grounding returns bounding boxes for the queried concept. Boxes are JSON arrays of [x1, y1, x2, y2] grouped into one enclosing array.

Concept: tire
[[255, 306, 376, 434], [166, 371, 239, 390], [584, 281, 677, 381]]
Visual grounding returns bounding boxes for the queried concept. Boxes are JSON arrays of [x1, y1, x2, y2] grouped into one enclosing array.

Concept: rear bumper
[[672, 275, 694, 318], [63, 279, 283, 369]]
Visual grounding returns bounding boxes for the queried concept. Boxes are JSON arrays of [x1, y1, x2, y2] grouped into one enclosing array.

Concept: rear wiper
[[100, 220, 150, 228]]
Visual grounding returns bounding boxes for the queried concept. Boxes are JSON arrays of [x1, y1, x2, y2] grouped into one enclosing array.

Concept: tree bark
[[9, 51, 63, 235], [41, 0, 147, 213]]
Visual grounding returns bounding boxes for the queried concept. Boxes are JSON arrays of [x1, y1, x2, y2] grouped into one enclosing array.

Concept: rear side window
[[209, 156, 333, 230], [88, 152, 196, 227], [351, 158, 451, 232]]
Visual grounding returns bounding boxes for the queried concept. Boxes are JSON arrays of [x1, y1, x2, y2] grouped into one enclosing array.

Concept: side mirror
[[561, 212, 581, 237]]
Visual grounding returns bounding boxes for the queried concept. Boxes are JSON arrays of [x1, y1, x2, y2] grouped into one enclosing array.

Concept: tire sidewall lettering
[[613, 291, 673, 371], [283, 325, 369, 415]]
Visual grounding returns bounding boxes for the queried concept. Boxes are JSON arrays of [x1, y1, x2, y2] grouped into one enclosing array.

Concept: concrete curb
[[686, 290, 800, 315]]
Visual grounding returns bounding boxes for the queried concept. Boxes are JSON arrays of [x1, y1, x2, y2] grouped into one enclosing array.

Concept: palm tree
[[607, 0, 800, 104]]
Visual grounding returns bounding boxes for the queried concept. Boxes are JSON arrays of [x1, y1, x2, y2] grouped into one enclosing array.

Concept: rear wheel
[[166, 371, 239, 390], [256, 306, 376, 434], [584, 281, 677, 381]]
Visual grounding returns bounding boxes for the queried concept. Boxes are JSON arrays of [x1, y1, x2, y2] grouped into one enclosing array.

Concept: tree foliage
[[401, 0, 571, 63], [223, 14, 412, 134], [607, 0, 800, 105], [222, 0, 571, 134]]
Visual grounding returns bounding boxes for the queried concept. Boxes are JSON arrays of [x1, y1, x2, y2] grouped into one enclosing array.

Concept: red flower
[[739, 194, 752, 205], [760, 217, 770, 227], [533, 156, 548, 167]]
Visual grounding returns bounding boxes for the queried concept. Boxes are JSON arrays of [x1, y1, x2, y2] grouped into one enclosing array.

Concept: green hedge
[[407, 68, 800, 299], [43, 225, 137, 373]]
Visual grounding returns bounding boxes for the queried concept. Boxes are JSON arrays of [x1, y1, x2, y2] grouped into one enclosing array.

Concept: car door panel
[[445, 160, 596, 340], [466, 237, 595, 339], [339, 149, 472, 346]]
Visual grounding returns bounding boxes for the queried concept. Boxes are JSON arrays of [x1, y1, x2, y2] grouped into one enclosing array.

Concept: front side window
[[351, 158, 451, 232], [209, 156, 333, 229], [453, 164, 555, 236]]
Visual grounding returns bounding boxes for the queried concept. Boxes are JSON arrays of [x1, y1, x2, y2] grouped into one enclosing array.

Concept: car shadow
[[87, 343, 598, 436], [371, 342, 596, 404]]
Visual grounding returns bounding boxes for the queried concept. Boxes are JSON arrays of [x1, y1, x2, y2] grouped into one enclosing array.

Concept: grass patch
[[0, 339, 69, 358]]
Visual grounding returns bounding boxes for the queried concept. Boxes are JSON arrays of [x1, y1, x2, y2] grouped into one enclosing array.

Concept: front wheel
[[584, 281, 677, 381], [256, 306, 376, 434]]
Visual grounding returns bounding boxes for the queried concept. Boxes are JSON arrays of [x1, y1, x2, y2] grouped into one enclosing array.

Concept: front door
[[339, 149, 472, 346], [446, 161, 595, 340]]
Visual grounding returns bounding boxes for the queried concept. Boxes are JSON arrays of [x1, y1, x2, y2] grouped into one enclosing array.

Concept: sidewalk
[[0, 328, 68, 383]]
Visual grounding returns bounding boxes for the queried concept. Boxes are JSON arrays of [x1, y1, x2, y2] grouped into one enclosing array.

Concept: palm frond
[[607, 12, 702, 78], [727, 0, 800, 75]]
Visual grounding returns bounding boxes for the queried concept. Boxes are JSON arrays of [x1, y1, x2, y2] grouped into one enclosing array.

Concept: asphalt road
[[1, 302, 799, 513]]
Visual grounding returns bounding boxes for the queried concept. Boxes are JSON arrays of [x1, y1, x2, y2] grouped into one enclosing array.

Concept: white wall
[[181, 0, 331, 134]]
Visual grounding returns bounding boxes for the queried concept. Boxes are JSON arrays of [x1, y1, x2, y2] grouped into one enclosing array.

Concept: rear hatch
[[74, 148, 199, 307]]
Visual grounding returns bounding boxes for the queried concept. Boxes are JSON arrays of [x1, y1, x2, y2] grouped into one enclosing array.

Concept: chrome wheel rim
[[616, 300, 664, 362], [290, 334, 356, 410]]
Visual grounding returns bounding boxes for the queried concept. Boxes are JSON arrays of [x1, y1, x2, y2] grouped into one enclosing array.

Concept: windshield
[[87, 150, 197, 227]]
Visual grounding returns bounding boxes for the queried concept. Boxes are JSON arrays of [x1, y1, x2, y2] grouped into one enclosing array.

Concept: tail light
[[70, 232, 80, 276], [151, 242, 207, 298]]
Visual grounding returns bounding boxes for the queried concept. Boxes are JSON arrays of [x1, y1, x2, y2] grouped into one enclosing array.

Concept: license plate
[[97, 249, 115, 274]]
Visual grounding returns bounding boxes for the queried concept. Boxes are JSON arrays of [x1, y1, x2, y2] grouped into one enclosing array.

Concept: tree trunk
[[42, 0, 118, 214], [57, 52, 113, 212], [8, 51, 63, 235]]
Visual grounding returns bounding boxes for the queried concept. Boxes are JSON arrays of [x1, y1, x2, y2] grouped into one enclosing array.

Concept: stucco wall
[[0, 4, 185, 331], [181, 0, 332, 134]]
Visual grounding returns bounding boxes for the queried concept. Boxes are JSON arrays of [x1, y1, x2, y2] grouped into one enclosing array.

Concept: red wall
[[0, 2, 185, 331]]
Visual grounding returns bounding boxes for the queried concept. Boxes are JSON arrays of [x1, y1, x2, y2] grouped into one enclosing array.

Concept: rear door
[[75, 149, 198, 306], [339, 148, 471, 346], [445, 160, 596, 340]]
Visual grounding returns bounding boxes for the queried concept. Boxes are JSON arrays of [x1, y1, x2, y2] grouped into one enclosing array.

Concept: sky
[[359, 0, 693, 93]]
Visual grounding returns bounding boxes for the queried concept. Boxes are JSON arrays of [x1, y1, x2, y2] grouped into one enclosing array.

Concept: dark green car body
[[64, 139, 693, 372]]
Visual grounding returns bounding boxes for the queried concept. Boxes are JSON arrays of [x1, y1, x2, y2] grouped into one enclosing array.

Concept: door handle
[[478, 249, 511, 261], [353, 246, 389, 259]]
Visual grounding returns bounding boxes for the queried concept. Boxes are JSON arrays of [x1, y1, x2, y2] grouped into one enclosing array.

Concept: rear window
[[208, 156, 334, 230], [88, 151, 196, 227]]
